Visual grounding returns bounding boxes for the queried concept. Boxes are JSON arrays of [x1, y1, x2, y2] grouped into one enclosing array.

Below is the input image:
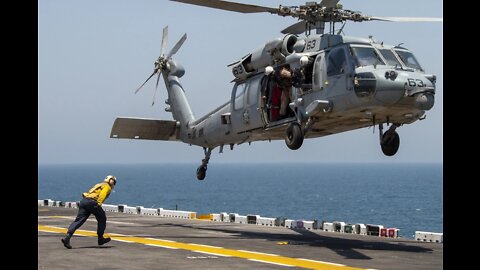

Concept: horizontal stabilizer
[[110, 117, 179, 141]]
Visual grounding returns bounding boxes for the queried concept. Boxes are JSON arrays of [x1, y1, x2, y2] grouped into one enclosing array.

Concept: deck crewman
[[61, 175, 117, 249]]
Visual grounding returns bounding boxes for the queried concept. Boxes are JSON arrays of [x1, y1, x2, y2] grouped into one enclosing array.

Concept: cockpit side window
[[350, 46, 385, 68], [394, 49, 423, 71], [246, 75, 261, 106], [233, 83, 247, 110], [378, 49, 402, 67], [326, 47, 347, 77]]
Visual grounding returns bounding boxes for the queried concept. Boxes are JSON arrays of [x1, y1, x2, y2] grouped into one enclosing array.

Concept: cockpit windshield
[[349, 46, 385, 68], [394, 49, 423, 71], [378, 49, 402, 67]]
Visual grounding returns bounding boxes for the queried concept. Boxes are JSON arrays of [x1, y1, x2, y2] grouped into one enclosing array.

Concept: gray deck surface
[[38, 206, 442, 270]]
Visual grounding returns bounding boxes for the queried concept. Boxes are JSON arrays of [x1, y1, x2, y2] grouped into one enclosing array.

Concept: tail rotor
[[134, 26, 187, 106]]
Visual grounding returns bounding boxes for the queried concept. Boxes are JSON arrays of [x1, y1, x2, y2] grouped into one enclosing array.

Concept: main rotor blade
[[170, 0, 277, 14], [160, 26, 168, 57], [134, 71, 156, 94], [369, 16, 443, 22], [166, 33, 187, 59]]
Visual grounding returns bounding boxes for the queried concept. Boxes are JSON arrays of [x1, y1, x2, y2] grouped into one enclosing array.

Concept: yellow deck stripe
[[39, 225, 365, 270]]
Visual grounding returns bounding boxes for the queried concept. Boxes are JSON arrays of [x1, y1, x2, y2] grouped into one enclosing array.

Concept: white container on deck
[[123, 206, 137, 214], [302, 220, 315, 230], [139, 207, 158, 216], [284, 219, 295, 228], [234, 215, 248, 224], [182, 211, 196, 219], [212, 213, 222, 222], [415, 231, 443, 243], [354, 224, 367, 235], [220, 212, 230, 222], [160, 209, 196, 219], [323, 222, 334, 232], [159, 209, 172, 217], [102, 204, 119, 212], [256, 217, 275, 226]]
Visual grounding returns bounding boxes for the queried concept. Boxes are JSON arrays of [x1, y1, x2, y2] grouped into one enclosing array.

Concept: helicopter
[[110, 0, 442, 180]]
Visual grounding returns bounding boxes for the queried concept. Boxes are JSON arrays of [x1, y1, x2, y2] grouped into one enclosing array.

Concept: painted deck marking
[[39, 225, 366, 270]]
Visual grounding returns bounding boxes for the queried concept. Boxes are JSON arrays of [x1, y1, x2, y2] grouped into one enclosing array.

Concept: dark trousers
[[67, 197, 107, 238]]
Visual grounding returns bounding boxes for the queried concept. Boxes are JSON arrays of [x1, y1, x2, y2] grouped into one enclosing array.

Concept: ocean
[[38, 163, 442, 239]]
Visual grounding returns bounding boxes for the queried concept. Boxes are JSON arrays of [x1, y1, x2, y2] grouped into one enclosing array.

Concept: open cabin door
[[230, 74, 266, 134]]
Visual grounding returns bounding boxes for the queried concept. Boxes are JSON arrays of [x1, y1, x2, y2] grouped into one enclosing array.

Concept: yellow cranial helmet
[[104, 175, 117, 184]]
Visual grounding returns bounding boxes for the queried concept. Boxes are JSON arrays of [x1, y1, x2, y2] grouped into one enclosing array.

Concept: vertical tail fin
[[162, 61, 195, 126]]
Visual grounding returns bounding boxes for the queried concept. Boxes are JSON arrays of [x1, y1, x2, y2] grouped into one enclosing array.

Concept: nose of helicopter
[[371, 69, 408, 105], [356, 69, 435, 107]]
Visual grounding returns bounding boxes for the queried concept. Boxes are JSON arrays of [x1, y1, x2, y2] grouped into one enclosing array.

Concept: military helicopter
[[110, 0, 442, 180]]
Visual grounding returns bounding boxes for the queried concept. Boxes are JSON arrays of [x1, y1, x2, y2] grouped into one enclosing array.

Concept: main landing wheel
[[196, 148, 212, 180], [285, 123, 304, 150], [196, 165, 207, 180], [381, 131, 400, 156]]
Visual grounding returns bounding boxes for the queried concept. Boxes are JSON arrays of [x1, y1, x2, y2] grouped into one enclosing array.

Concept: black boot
[[98, 236, 111, 245], [61, 233, 72, 249]]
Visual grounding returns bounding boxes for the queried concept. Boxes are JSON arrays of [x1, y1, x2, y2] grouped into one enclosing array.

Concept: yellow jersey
[[82, 182, 112, 205]]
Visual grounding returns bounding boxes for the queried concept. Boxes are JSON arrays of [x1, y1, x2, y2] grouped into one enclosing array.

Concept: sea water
[[38, 163, 442, 239]]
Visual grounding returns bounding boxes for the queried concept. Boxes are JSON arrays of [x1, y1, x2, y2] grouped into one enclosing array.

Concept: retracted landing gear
[[285, 123, 304, 150], [379, 123, 400, 156], [196, 147, 212, 180]]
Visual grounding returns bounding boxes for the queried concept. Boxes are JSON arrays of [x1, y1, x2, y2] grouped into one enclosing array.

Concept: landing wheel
[[196, 165, 207, 180], [285, 123, 304, 150], [196, 148, 212, 180], [381, 131, 400, 156]]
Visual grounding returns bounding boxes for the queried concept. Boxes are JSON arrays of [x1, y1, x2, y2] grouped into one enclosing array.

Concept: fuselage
[[167, 34, 435, 149]]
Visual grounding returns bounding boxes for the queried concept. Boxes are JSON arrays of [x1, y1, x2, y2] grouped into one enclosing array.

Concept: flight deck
[[38, 205, 442, 270]]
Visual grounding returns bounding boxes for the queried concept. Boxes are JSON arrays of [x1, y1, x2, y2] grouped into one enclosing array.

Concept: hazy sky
[[38, 0, 443, 165]]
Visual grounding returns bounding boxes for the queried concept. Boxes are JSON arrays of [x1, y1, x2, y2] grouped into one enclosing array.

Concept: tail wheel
[[196, 165, 207, 180], [285, 123, 304, 150], [381, 131, 400, 156]]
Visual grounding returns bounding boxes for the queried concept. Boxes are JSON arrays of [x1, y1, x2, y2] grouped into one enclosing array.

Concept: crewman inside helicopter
[[277, 66, 293, 120], [263, 65, 295, 122]]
